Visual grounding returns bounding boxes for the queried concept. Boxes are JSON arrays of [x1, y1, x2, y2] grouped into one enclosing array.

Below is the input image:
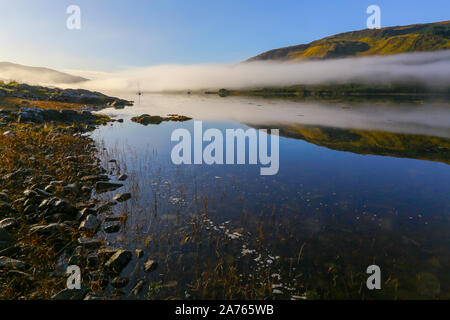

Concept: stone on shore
[[0, 256, 26, 270]]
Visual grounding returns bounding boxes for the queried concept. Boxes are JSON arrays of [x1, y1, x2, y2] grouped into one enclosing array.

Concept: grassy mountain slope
[[247, 21, 450, 62]]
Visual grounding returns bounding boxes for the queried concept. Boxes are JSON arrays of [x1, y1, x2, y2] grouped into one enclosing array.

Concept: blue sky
[[0, 0, 448, 71]]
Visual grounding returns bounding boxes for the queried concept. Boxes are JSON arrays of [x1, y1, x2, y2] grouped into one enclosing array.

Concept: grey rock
[[97, 248, 118, 261], [0, 202, 16, 217], [3, 168, 33, 181], [103, 222, 121, 233], [96, 201, 117, 213], [39, 197, 76, 216], [0, 256, 25, 270], [23, 189, 39, 198], [78, 207, 96, 221], [132, 279, 146, 296], [113, 193, 131, 202], [117, 174, 128, 181], [49, 180, 66, 186], [81, 186, 93, 194], [104, 250, 132, 273], [86, 252, 100, 269], [52, 289, 88, 300], [135, 249, 144, 259], [30, 223, 72, 236], [44, 185, 56, 193], [79, 215, 100, 233], [80, 175, 108, 182], [111, 276, 129, 289], [0, 228, 12, 242], [144, 259, 158, 273], [68, 255, 82, 266], [77, 238, 102, 249], [0, 192, 10, 203], [62, 183, 80, 195], [33, 188, 51, 197], [23, 204, 38, 216], [0, 218, 18, 232], [95, 182, 123, 193]]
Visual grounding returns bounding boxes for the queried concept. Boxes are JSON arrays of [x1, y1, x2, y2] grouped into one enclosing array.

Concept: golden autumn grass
[[0, 120, 107, 299]]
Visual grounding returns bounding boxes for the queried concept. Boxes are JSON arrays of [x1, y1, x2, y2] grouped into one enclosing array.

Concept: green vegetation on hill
[[247, 21, 450, 62], [206, 83, 450, 102]]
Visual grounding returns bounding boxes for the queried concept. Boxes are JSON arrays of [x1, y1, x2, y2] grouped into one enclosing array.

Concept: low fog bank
[[2, 51, 449, 92], [70, 50, 450, 93]]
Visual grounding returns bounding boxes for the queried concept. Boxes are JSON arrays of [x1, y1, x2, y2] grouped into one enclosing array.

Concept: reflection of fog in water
[[100, 94, 450, 138]]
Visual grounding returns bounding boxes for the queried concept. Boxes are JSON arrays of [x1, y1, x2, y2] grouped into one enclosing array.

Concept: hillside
[[247, 21, 450, 62], [0, 62, 88, 85]]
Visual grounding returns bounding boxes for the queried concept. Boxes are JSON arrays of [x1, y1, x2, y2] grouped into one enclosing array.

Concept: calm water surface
[[90, 94, 450, 299]]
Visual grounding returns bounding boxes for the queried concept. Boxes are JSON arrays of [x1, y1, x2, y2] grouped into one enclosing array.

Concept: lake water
[[91, 94, 450, 299]]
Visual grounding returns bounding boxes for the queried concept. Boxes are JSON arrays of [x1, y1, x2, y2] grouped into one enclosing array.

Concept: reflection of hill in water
[[254, 123, 450, 164]]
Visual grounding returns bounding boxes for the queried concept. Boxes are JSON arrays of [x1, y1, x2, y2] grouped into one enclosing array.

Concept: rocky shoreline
[[0, 84, 151, 300]]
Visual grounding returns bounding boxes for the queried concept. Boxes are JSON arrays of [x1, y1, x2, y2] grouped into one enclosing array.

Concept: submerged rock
[[103, 222, 121, 233], [111, 276, 129, 288], [131, 279, 146, 296], [77, 237, 102, 249], [95, 181, 123, 193], [135, 249, 144, 259], [113, 193, 131, 202], [52, 289, 88, 300], [104, 250, 132, 273], [79, 215, 100, 233], [144, 259, 158, 273], [96, 201, 117, 213]]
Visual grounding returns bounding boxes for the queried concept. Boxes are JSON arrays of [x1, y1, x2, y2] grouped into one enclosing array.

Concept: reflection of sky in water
[[91, 94, 450, 298]]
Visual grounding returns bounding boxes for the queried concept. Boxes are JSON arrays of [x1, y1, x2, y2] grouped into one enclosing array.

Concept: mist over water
[[68, 50, 450, 93]]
